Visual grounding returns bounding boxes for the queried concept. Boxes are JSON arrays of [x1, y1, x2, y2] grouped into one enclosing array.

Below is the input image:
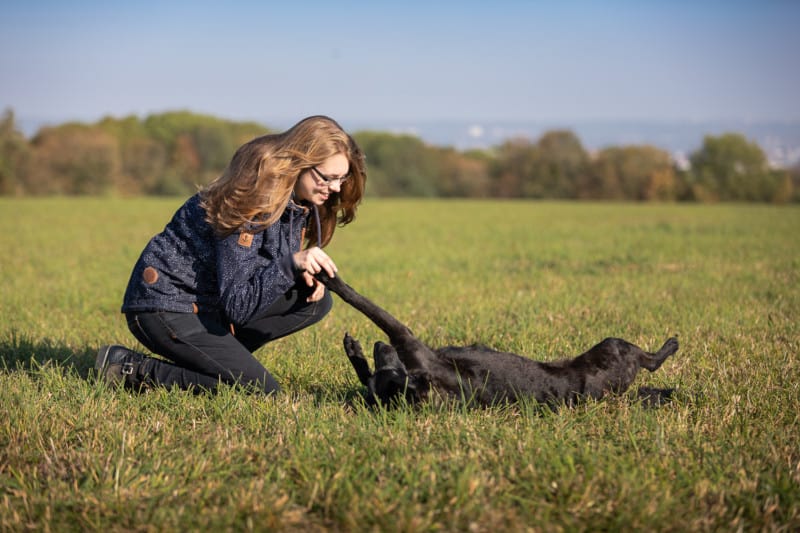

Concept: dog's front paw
[[344, 333, 365, 359], [344, 333, 372, 386]]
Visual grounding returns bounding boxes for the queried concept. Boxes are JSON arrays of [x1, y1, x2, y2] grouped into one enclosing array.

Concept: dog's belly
[[431, 346, 580, 404]]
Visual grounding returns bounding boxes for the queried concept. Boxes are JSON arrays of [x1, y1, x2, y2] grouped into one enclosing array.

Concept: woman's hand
[[293, 247, 337, 302], [293, 246, 337, 277], [301, 271, 326, 302]]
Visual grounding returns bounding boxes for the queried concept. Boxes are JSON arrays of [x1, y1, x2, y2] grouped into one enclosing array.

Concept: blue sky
[[2, 0, 798, 129]]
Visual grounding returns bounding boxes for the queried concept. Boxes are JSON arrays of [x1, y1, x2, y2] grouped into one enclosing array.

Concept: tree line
[[1, 108, 797, 202]]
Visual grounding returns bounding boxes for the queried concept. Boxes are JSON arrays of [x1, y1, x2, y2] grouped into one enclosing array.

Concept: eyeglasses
[[310, 166, 350, 186]]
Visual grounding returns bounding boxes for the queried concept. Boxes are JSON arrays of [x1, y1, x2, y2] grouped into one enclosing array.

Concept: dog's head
[[371, 341, 428, 405]]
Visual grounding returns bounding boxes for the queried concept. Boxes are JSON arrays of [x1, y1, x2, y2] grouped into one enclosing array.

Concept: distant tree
[[29, 123, 121, 195], [353, 131, 438, 196], [777, 162, 800, 203], [97, 115, 160, 194], [0, 109, 31, 195], [228, 121, 272, 147], [142, 111, 205, 150], [191, 126, 234, 177], [489, 131, 588, 198], [119, 137, 167, 194], [770, 170, 794, 204], [488, 138, 537, 197], [93, 111, 269, 194], [526, 130, 588, 198], [689, 133, 778, 202], [98, 114, 148, 144], [142, 111, 267, 189], [167, 133, 202, 194], [586, 145, 677, 201], [434, 146, 490, 197]]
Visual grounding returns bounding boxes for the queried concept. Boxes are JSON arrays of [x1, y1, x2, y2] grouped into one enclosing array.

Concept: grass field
[[1, 197, 798, 531]]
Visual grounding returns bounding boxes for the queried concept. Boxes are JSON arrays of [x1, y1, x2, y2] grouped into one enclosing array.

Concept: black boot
[[95, 345, 148, 388]]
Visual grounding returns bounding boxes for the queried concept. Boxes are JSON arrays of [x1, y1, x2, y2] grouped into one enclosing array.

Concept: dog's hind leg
[[638, 337, 679, 372], [315, 272, 415, 341], [576, 337, 678, 399], [315, 272, 434, 372]]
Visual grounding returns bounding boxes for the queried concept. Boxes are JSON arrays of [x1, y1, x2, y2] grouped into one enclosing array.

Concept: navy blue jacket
[[122, 193, 310, 325]]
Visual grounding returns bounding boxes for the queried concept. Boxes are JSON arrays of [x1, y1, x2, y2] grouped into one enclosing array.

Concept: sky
[[2, 0, 799, 131]]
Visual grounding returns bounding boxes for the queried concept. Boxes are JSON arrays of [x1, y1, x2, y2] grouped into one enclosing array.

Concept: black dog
[[315, 272, 679, 407]]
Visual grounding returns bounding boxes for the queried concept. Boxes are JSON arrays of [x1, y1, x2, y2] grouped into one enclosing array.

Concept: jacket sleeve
[[215, 230, 299, 325]]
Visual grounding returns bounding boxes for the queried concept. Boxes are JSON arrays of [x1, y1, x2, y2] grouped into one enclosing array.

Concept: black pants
[[125, 284, 332, 394]]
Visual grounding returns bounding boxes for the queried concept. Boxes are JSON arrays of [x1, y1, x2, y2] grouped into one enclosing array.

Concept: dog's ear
[[373, 367, 412, 404], [373, 341, 404, 371]]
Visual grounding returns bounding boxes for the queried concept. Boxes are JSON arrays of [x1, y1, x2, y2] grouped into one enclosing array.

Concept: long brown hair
[[200, 115, 366, 247]]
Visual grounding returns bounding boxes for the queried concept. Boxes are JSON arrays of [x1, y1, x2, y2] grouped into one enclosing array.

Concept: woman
[[96, 115, 366, 394]]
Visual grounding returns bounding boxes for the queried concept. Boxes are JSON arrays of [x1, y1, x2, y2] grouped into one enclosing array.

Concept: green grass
[[1, 197, 798, 531]]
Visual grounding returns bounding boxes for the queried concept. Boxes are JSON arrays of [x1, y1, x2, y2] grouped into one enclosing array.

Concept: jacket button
[[143, 266, 159, 284]]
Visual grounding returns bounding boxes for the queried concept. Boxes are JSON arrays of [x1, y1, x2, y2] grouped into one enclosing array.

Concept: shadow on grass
[[335, 383, 686, 415], [0, 333, 362, 405], [0, 333, 96, 379], [635, 386, 678, 407]]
